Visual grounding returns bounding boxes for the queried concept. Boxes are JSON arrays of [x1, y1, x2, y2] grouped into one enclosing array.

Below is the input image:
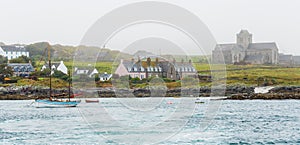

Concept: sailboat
[[35, 44, 81, 108]]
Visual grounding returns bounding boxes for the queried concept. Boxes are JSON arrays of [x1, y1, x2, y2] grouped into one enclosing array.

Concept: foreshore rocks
[[1, 85, 300, 100], [0, 86, 71, 100], [226, 86, 300, 100], [97, 85, 254, 98]]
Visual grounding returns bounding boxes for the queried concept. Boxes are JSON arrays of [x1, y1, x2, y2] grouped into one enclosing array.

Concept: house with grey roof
[[212, 30, 279, 64], [115, 59, 147, 80], [8, 63, 34, 77], [74, 67, 99, 78], [99, 72, 112, 81], [293, 56, 300, 65], [115, 57, 197, 80], [0, 45, 29, 60], [278, 54, 293, 65]]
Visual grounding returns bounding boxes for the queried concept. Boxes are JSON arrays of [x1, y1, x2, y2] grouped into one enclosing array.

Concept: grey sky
[[0, 0, 300, 54]]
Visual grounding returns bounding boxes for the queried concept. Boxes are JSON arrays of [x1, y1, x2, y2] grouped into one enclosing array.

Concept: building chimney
[[155, 57, 159, 65], [173, 58, 176, 64], [189, 59, 192, 64], [181, 59, 184, 63]]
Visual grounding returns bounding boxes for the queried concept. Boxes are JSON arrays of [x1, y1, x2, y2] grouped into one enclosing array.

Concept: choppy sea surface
[[1, 98, 300, 144]]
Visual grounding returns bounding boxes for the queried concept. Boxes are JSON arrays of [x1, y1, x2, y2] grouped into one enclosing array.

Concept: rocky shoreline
[[1, 85, 300, 100], [0, 86, 72, 100], [226, 86, 300, 100]]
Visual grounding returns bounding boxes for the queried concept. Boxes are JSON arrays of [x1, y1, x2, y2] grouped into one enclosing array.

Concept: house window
[[141, 74, 144, 79]]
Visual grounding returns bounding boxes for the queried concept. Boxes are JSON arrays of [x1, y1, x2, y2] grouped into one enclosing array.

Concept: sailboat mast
[[68, 70, 71, 102], [48, 44, 52, 98]]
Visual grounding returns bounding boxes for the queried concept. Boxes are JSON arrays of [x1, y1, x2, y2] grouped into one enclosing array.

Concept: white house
[[0, 47, 5, 56], [0, 45, 30, 60], [99, 72, 112, 81], [41, 61, 68, 74], [74, 67, 99, 78]]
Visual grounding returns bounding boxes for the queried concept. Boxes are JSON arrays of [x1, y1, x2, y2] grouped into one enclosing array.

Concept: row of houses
[[41, 61, 113, 81], [4, 61, 111, 81], [5, 57, 197, 81], [115, 57, 197, 80]]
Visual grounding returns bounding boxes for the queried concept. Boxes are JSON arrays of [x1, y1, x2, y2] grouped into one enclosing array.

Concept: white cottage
[[99, 72, 112, 81], [0, 45, 29, 60], [74, 67, 99, 78], [41, 61, 68, 74]]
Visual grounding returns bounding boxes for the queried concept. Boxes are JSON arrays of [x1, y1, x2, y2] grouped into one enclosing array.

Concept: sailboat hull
[[35, 99, 81, 108]]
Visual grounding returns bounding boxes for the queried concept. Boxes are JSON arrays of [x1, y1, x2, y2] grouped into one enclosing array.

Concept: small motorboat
[[195, 97, 205, 104], [85, 99, 99, 103]]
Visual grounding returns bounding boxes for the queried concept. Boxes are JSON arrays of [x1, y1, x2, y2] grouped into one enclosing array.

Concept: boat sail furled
[[35, 44, 81, 108]]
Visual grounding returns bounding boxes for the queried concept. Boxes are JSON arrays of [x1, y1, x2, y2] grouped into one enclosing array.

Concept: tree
[[52, 70, 69, 81], [10, 55, 31, 63], [0, 55, 7, 63], [0, 64, 13, 82], [131, 77, 141, 84], [30, 68, 50, 77], [94, 74, 100, 82]]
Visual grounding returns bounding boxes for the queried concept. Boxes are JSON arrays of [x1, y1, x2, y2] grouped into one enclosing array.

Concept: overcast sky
[[0, 0, 300, 55]]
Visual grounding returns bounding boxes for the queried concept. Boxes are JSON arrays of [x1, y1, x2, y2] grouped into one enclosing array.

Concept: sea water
[[1, 99, 300, 144]]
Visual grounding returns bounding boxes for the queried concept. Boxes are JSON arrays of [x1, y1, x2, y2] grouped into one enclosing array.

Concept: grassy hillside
[[25, 42, 132, 63]]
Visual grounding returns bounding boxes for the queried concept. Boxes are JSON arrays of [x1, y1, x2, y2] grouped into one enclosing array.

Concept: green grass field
[[194, 63, 300, 86]]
